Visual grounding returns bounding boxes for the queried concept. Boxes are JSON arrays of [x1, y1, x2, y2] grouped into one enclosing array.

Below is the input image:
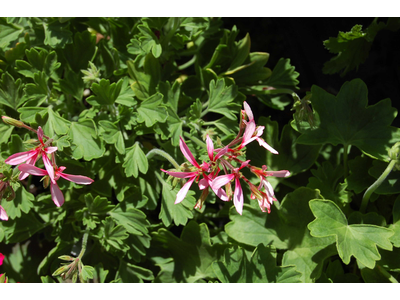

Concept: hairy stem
[[146, 148, 180, 169], [360, 159, 396, 213]]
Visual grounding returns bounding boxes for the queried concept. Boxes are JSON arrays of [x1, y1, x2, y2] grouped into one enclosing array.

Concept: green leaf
[[0, 122, 14, 144], [93, 263, 109, 283], [323, 21, 386, 76], [99, 120, 125, 154], [0, 185, 34, 219], [43, 20, 73, 49], [207, 78, 241, 120], [0, 18, 23, 49], [138, 25, 162, 58], [346, 156, 375, 194], [0, 72, 27, 110], [389, 195, 400, 247], [213, 244, 301, 283], [68, 119, 105, 161], [80, 264, 95, 282], [136, 93, 168, 127], [153, 221, 224, 282], [64, 30, 96, 72], [265, 57, 300, 89], [99, 216, 129, 253], [225, 187, 336, 282], [117, 260, 154, 283], [86, 78, 123, 106], [159, 182, 196, 227], [56, 70, 84, 101], [109, 204, 150, 236], [308, 199, 394, 269], [296, 79, 400, 161], [122, 142, 148, 177], [24, 71, 50, 105], [228, 33, 251, 71], [0, 211, 45, 244], [307, 161, 352, 206], [42, 106, 71, 136]]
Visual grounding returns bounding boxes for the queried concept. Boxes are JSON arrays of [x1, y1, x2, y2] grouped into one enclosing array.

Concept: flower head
[[5, 126, 57, 182], [18, 164, 94, 207]]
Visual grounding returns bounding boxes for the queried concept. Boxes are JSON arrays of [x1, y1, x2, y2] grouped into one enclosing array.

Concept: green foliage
[[1, 16, 399, 284]]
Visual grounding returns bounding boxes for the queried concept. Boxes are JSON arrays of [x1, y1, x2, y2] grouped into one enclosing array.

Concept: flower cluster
[[0, 117, 94, 220], [162, 101, 290, 215]]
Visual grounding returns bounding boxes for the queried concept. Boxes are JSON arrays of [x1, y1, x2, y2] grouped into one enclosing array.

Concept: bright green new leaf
[[323, 21, 386, 76], [123, 142, 148, 177], [80, 264, 95, 282], [207, 78, 242, 120], [43, 20, 73, 49], [213, 245, 301, 283], [136, 93, 168, 127], [42, 106, 71, 136], [0, 72, 27, 110], [68, 119, 105, 161], [0, 122, 14, 144], [159, 182, 196, 227], [296, 79, 400, 161], [308, 199, 394, 269]]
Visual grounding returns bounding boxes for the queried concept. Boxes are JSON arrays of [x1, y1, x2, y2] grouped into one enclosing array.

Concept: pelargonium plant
[[1, 17, 400, 284]]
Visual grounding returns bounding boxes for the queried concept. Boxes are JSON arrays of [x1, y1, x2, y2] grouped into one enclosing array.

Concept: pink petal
[[175, 175, 196, 204], [198, 177, 209, 190], [58, 173, 94, 185], [243, 101, 254, 121], [179, 137, 200, 168], [161, 169, 198, 179], [18, 153, 40, 180], [211, 186, 229, 201], [212, 174, 234, 190], [214, 145, 228, 161], [18, 164, 48, 176], [241, 121, 256, 147], [44, 146, 58, 154], [0, 205, 8, 221], [238, 160, 250, 170], [233, 177, 244, 215], [37, 126, 44, 143], [5, 150, 38, 165], [254, 126, 264, 137], [256, 138, 279, 154], [206, 135, 214, 161], [265, 170, 290, 177], [50, 183, 64, 207], [42, 153, 55, 184]]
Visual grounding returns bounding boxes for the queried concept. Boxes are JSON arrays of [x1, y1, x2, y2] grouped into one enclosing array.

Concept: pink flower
[[212, 160, 250, 215], [239, 102, 278, 154], [18, 164, 94, 207], [162, 136, 229, 204], [250, 165, 290, 213], [0, 253, 4, 265], [0, 206, 8, 221], [5, 126, 57, 182]]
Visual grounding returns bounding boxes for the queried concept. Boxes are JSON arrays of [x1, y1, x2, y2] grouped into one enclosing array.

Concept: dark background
[[222, 17, 400, 126]]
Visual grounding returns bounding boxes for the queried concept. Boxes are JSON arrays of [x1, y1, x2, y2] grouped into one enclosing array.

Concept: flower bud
[[2, 116, 26, 128], [52, 265, 70, 277], [58, 255, 75, 261], [389, 142, 400, 171]]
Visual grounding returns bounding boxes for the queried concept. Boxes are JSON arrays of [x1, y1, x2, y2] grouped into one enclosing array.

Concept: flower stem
[[146, 148, 180, 169], [360, 159, 396, 213], [78, 227, 90, 260]]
